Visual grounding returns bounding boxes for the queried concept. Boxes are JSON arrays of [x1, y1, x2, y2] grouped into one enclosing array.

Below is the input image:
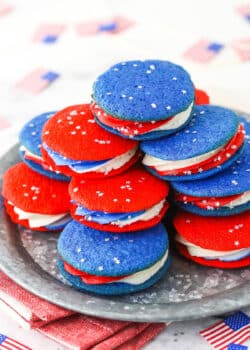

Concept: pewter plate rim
[[0, 137, 249, 322]]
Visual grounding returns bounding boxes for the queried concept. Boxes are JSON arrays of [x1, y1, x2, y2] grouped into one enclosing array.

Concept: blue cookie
[[141, 105, 244, 181], [91, 60, 194, 140], [19, 112, 70, 182], [57, 220, 170, 295], [171, 118, 250, 215]]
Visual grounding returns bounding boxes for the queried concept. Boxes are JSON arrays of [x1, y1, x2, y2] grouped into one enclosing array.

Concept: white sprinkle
[[69, 121, 74, 125], [172, 77, 177, 80], [31, 131, 36, 136], [151, 103, 157, 108], [81, 131, 86, 135], [104, 238, 110, 242], [199, 111, 205, 115], [192, 138, 197, 142], [125, 198, 131, 202], [24, 193, 29, 197], [75, 125, 81, 130], [226, 153, 231, 158], [98, 266, 104, 271], [80, 111, 85, 115], [77, 247, 81, 253], [186, 219, 191, 223], [228, 229, 234, 233], [129, 239, 134, 243], [70, 131, 76, 135], [80, 258, 85, 262], [29, 123, 34, 127], [32, 196, 37, 200], [149, 64, 155, 70], [181, 89, 187, 94], [121, 94, 126, 98], [113, 257, 120, 264], [69, 110, 77, 116], [146, 70, 151, 74], [73, 187, 79, 193], [113, 198, 118, 202], [106, 92, 112, 95], [232, 180, 238, 185], [113, 68, 119, 71], [234, 241, 240, 246], [44, 130, 50, 135], [137, 85, 143, 89], [166, 105, 171, 110], [22, 184, 27, 187], [67, 116, 72, 120], [133, 63, 138, 67]]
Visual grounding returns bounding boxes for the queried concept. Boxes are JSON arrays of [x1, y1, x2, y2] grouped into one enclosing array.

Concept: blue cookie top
[[172, 118, 250, 195], [93, 60, 194, 121], [58, 220, 168, 276], [141, 105, 239, 160], [19, 111, 56, 156]]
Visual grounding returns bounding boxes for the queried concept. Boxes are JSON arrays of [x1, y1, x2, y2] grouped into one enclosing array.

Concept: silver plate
[[0, 122, 249, 322]]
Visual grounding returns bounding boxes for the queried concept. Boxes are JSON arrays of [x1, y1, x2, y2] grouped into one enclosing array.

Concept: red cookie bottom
[[176, 243, 250, 268], [71, 202, 169, 233], [4, 200, 49, 232], [63, 261, 128, 285]]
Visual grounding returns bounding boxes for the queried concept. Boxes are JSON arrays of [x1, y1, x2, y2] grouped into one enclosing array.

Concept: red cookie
[[177, 243, 250, 269], [42, 104, 139, 178], [69, 167, 169, 232], [2, 162, 70, 231], [195, 88, 210, 105], [173, 210, 250, 268]]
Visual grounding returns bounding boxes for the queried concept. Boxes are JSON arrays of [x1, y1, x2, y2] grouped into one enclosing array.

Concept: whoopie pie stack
[[2, 59, 249, 297]]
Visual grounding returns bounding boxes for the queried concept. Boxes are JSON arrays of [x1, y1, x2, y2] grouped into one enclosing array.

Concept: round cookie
[[173, 210, 250, 268], [141, 105, 245, 181], [194, 88, 210, 105], [57, 220, 170, 295], [69, 167, 169, 232], [92, 60, 195, 140], [19, 111, 69, 181], [42, 104, 139, 178], [172, 118, 250, 215], [2, 162, 71, 231]]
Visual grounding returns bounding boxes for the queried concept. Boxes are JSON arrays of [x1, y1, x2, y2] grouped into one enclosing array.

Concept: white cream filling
[[69, 147, 138, 174], [143, 144, 225, 171], [223, 190, 250, 208], [111, 200, 165, 227], [13, 205, 69, 228], [19, 145, 43, 162], [115, 249, 169, 285], [176, 235, 249, 261], [152, 102, 193, 132]]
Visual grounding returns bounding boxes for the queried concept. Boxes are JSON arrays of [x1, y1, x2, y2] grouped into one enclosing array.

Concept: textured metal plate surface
[[0, 123, 249, 322]]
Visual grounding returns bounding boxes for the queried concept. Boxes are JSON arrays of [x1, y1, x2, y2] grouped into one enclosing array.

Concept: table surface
[[0, 0, 250, 349]]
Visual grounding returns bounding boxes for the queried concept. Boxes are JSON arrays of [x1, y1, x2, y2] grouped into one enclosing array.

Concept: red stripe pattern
[[0, 334, 32, 350], [200, 312, 250, 350]]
